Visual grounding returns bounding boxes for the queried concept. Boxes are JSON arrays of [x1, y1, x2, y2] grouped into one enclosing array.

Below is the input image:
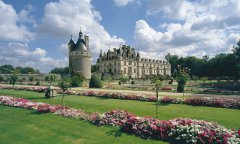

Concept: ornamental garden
[[0, 41, 240, 144]]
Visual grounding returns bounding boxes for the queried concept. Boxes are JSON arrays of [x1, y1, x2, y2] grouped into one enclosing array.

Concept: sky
[[0, 0, 240, 73]]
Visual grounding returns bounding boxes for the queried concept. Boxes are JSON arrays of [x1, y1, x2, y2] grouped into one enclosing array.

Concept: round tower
[[69, 30, 91, 79]]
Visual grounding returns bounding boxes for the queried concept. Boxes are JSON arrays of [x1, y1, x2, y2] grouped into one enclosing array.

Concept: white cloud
[[135, 0, 240, 59], [0, 42, 67, 72], [33, 48, 46, 57], [113, 0, 135, 7], [0, 0, 34, 42], [37, 0, 125, 61]]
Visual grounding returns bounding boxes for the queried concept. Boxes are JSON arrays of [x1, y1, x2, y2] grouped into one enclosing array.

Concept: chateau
[[68, 31, 91, 79], [96, 45, 171, 78]]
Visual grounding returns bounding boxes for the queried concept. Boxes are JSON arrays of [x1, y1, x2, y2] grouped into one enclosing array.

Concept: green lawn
[[0, 89, 239, 129], [0, 105, 164, 144]]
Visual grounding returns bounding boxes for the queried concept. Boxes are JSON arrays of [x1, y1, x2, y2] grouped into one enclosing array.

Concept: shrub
[[71, 75, 84, 87], [131, 80, 135, 85], [177, 84, 184, 92], [89, 75, 102, 88], [35, 81, 40, 86]]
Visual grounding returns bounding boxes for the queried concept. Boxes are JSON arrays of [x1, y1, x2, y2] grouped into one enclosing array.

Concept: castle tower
[[68, 30, 91, 79]]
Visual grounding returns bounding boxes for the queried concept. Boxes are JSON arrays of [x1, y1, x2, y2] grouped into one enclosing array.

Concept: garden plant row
[[0, 85, 239, 109], [0, 95, 239, 144]]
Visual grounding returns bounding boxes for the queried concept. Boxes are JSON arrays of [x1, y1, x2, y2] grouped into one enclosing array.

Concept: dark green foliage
[[131, 81, 135, 85], [166, 42, 240, 80], [91, 65, 97, 73], [0, 75, 4, 82], [35, 81, 40, 86], [89, 75, 102, 88], [71, 74, 84, 87], [50, 67, 69, 75], [28, 76, 35, 82], [0, 65, 39, 74], [177, 83, 184, 92], [10, 70, 19, 88], [176, 67, 189, 93], [45, 73, 58, 85]]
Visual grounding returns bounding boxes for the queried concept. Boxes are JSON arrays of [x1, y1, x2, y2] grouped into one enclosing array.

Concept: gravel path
[[71, 87, 240, 98]]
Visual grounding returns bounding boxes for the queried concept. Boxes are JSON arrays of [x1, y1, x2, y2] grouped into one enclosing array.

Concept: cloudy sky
[[0, 0, 240, 72]]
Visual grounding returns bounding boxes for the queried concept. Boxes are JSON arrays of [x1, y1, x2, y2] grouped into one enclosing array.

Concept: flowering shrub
[[161, 87, 173, 91], [160, 96, 181, 104], [54, 108, 89, 120], [184, 97, 240, 109], [89, 110, 136, 126], [1, 95, 240, 144]]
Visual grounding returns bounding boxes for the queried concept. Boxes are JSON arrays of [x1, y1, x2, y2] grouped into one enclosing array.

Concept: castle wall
[[96, 46, 171, 79], [70, 51, 91, 79]]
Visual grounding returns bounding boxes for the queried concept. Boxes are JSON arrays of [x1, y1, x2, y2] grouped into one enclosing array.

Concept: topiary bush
[[89, 75, 102, 88]]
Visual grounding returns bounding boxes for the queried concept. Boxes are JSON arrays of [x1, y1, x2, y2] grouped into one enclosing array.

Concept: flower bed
[[0, 95, 239, 144], [1, 85, 240, 109], [184, 97, 240, 109]]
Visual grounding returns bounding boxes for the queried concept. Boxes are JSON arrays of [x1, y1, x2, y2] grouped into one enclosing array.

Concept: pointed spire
[[71, 34, 72, 40], [79, 26, 83, 38], [100, 49, 102, 57]]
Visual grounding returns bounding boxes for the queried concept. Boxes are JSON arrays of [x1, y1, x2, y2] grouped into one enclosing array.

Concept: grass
[[0, 105, 164, 144], [0, 89, 239, 129]]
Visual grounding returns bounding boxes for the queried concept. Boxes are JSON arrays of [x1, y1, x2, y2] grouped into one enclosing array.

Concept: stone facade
[[96, 45, 171, 78], [68, 31, 91, 79]]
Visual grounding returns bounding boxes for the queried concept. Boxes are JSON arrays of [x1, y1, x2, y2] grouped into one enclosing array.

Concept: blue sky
[[0, 0, 240, 72]]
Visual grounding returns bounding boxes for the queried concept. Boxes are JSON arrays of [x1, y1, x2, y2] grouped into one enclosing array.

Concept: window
[[114, 68, 116, 72], [114, 62, 116, 66], [124, 62, 126, 65], [128, 67, 132, 74], [124, 68, 127, 73], [129, 61, 132, 65], [134, 68, 136, 73]]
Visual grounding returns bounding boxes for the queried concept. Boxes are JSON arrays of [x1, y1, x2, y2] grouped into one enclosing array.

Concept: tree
[[192, 75, 199, 83], [46, 73, 58, 86], [118, 75, 129, 92], [58, 77, 71, 107], [50, 67, 69, 75], [232, 40, 240, 80], [200, 77, 208, 85], [0, 75, 4, 82], [10, 70, 19, 90], [91, 65, 97, 73], [165, 53, 179, 77], [89, 74, 102, 88], [28, 75, 35, 82], [105, 76, 113, 88], [153, 80, 162, 119], [176, 67, 190, 99], [0, 65, 14, 74], [71, 74, 85, 87]]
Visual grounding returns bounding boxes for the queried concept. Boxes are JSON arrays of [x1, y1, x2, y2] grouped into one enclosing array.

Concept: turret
[[68, 35, 75, 52], [100, 49, 102, 57]]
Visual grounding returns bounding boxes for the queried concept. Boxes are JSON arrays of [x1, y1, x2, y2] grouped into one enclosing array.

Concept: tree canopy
[[0, 65, 40, 74]]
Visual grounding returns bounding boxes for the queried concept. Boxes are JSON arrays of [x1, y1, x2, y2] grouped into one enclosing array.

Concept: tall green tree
[[176, 67, 190, 99], [10, 70, 19, 89], [45, 73, 58, 86], [58, 77, 71, 107], [153, 80, 162, 119], [232, 40, 240, 80], [165, 53, 179, 77], [118, 75, 129, 93]]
